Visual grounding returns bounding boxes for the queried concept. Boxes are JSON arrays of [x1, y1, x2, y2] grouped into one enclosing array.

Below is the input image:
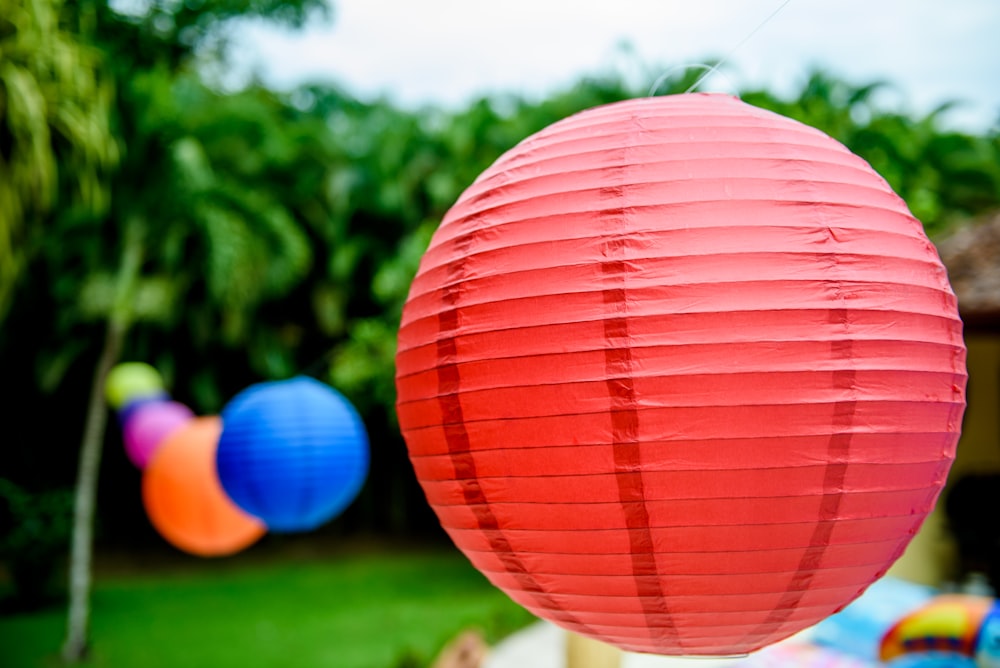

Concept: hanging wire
[[648, 63, 740, 98], [647, 0, 795, 96], [305, 0, 797, 387]]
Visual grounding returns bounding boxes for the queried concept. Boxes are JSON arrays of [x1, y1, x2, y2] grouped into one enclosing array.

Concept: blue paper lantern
[[216, 376, 370, 532]]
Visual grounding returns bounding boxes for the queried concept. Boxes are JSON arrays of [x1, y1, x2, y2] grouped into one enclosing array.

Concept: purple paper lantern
[[117, 391, 170, 426], [123, 400, 195, 468]]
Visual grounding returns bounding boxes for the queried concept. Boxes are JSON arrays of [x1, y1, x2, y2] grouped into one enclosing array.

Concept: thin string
[[307, 3, 797, 386], [682, 0, 795, 95], [648, 63, 739, 98]]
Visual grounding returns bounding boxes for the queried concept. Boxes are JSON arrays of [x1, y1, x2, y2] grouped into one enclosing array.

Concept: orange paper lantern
[[395, 94, 967, 656], [142, 416, 266, 557]]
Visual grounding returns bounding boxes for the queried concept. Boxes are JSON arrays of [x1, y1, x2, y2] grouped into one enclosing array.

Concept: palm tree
[[41, 1, 329, 661], [0, 0, 117, 320]]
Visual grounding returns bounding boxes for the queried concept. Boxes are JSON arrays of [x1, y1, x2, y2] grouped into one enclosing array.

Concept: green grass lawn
[[0, 540, 536, 668]]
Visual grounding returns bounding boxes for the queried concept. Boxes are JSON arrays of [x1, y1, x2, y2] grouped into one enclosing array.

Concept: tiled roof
[[935, 212, 1000, 329]]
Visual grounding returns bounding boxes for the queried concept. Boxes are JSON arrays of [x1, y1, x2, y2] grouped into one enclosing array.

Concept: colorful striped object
[[880, 595, 994, 662]]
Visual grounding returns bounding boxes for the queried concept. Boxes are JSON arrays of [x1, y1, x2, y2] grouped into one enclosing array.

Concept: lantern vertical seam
[[745, 314, 857, 647], [436, 229, 596, 635], [601, 123, 680, 649], [742, 180, 854, 646]]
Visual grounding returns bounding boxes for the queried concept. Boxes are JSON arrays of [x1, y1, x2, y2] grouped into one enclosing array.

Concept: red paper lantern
[[395, 94, 966, 656]]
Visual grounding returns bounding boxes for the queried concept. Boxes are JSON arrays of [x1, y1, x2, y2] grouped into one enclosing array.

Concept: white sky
[[230, 0, 1000, 131]]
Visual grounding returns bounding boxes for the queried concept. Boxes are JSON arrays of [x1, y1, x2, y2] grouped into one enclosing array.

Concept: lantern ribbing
[[395, 94, 966, 656], [216, 376, 371, 533]]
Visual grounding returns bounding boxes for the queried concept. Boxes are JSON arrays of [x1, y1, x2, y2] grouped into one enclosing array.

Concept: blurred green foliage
[[1, 0, 998, 543], [741, 75, 1000, 234], [0, 0, 118, 319], [0, 478, 73, 610]]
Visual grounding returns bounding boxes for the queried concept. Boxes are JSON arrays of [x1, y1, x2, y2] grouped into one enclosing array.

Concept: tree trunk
[[62, 224, 142, 663], [61, 317, 127, 662]]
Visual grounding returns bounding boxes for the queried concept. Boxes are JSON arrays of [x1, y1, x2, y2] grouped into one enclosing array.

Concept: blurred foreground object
[[813, 576, 937, 661], [433, 629, 489, 668], [566, 632, 622, 668], [881, 595, 999, 667], [396, 93, 966, 656], [813, 576, 1000, 667]]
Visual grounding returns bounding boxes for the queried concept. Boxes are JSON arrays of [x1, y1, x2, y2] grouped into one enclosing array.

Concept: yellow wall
[[951, 334, 1000, 477], [889, 333, 1000, 586]]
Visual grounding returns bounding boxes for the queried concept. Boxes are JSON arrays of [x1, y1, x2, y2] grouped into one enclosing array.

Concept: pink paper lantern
[[395, 94, 967, 656], [123, 400, 194, 468]]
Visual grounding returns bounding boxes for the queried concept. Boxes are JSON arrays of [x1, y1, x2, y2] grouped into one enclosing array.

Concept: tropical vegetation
[[1, 0, 998, 663]]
